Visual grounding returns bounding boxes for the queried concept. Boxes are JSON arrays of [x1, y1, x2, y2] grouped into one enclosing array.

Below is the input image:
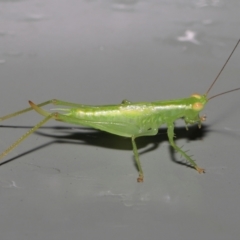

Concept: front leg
[[167, 122, 205, 173]]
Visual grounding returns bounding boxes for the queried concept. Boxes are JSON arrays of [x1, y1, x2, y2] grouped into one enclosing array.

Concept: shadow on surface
[[0, 124, 211, 170]]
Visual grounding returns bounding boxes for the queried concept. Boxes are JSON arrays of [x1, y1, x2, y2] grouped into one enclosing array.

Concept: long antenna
[[206, 39, 240, 96], [208, 87, 240, 101]]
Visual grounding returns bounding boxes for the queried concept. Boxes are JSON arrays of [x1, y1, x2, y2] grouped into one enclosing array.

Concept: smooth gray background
[[0, 0, 240, 240]]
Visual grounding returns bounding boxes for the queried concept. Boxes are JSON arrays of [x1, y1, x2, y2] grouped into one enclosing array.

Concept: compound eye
[[192, 102, 203, 111]]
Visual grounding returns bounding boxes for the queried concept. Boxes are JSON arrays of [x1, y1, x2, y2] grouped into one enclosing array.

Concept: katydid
[[0, 40, 240, 182]]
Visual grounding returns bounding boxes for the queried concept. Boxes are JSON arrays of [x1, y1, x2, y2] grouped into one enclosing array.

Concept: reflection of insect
[[0, 40, 240, 182]]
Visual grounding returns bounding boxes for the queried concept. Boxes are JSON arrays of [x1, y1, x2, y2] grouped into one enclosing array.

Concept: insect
[[0, 40, 240, 182]]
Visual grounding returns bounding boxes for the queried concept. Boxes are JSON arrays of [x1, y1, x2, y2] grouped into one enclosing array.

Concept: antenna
[[206, 39, 240, 99]]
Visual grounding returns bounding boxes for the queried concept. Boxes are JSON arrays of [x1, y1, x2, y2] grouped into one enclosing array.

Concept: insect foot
[[137, 174, 144, 182], [195, 166, 205, 174]]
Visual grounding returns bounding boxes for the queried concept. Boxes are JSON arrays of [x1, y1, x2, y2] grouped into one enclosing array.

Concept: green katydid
[[0, 40, 240, 182]]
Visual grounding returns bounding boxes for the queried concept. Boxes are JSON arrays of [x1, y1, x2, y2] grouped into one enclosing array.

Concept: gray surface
[[0, 0, 240, 240]]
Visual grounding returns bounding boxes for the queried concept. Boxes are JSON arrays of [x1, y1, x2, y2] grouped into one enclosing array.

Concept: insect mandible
[[0, 39, 240, 182]]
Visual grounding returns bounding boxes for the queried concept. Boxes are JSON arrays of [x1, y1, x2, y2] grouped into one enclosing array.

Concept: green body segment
[[0, 94, 208, 182], [57, 95, 207, 138]]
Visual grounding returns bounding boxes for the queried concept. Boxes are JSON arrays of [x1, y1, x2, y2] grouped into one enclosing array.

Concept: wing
[[56, 114, 159, 138]]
